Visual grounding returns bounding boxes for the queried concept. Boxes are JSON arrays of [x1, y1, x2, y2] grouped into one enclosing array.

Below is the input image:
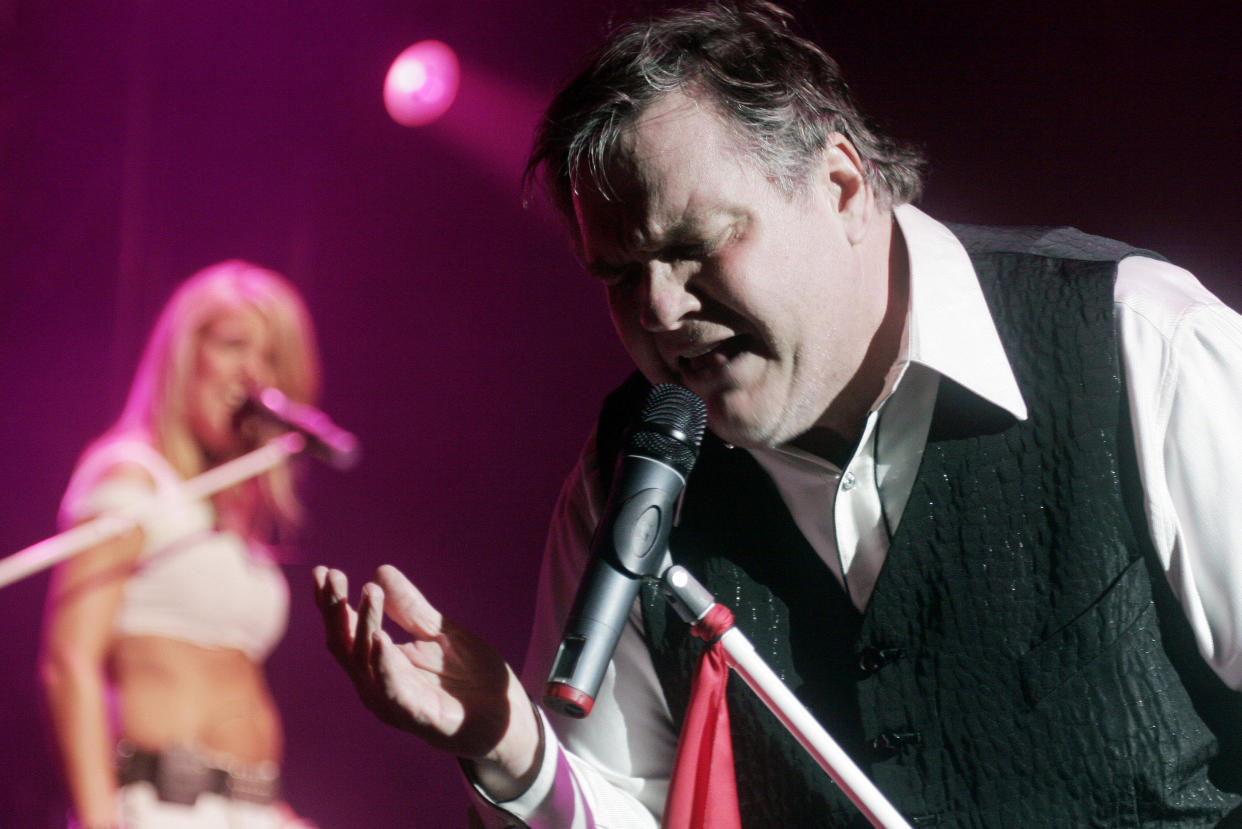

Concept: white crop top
[[61, 438, 290, 662]]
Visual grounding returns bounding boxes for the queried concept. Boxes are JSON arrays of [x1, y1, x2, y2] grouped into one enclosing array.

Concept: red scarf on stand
[[662, 603, 743, 829]]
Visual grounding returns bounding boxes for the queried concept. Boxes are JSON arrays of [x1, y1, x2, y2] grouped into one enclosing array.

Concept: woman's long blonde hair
[[72, 260, 322, 539]]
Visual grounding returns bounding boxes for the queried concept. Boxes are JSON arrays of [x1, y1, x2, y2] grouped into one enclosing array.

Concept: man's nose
[[638, 261, 696, 332]]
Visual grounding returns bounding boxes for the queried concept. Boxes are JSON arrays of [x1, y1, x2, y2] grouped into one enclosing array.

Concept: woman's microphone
[[235, 387, 360, 470]]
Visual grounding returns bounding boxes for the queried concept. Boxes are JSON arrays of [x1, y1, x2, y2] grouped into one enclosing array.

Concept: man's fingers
[[312, 565, 341, 612], [314, 567, 359, 668], [371, 628, 394, 678], [374, 563, 443, 638], [353, 582, 385, 676]]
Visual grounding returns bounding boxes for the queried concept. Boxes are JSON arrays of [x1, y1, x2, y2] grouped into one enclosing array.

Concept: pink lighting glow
[[383, 40, 460, 127]]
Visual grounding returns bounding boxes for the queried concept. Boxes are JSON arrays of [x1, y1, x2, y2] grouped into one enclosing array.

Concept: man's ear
[[815, 133, 873, 246]]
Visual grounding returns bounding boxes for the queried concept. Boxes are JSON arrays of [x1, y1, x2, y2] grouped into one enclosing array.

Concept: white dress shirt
[[479, 205, 1242, 828]]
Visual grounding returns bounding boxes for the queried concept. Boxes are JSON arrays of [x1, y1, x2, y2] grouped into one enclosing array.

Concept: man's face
[[574, 92, 880, 448]]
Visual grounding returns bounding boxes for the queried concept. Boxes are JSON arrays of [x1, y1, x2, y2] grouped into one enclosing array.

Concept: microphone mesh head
[[627, 384, 707, 477]]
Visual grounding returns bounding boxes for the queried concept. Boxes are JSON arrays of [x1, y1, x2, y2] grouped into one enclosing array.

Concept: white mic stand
[[0, 432, 309, 590], [660, 563, 911, 829]]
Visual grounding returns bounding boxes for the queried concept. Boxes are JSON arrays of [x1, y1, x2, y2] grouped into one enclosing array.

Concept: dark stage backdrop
[[2, 1, 1239, 826]]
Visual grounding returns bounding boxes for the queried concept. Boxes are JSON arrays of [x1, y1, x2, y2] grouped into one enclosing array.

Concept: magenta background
[[2, 2, 1240, 826]]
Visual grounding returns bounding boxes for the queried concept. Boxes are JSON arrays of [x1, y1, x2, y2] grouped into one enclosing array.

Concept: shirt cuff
[[461, 707, 562, 828]]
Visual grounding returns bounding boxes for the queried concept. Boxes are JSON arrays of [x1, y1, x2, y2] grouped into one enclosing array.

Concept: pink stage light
[[383, 40, 460, 127]]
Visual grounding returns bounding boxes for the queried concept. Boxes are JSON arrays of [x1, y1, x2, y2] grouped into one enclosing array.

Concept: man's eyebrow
[[640, 217, 716, 254], [584, 210, 743, 275]]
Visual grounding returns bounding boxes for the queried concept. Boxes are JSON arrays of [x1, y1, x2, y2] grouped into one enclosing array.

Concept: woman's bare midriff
[[110, 635, 282, 765]]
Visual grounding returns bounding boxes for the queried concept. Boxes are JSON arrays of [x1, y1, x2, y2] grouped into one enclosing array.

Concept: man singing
[[315, 3, 1242, 826]]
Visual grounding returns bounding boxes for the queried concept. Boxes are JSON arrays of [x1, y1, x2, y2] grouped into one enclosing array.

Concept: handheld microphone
[[237, 387, 361, 470], [544, 384, 707, 718]]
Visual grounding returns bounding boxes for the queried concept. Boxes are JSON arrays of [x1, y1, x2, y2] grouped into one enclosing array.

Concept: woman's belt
[[116, 741, 281, 806]]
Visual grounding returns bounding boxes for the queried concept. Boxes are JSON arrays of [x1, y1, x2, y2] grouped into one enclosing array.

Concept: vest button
[[841, 471, 856, 490], [858, 646, 903, 673], [870, 730, 922, 757], [909, 814, 941, 827]]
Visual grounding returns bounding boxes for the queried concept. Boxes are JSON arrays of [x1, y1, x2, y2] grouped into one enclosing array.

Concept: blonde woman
[[41, 261, 321, 828]]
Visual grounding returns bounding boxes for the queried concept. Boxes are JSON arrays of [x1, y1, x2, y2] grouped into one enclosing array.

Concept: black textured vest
[[595, 225, 1242, 828]]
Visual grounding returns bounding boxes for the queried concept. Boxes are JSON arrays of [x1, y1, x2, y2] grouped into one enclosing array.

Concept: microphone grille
[[627, 384, 707, 477]]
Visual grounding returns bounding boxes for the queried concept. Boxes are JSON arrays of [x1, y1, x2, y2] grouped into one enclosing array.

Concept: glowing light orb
[[383, 40, 460, 127]]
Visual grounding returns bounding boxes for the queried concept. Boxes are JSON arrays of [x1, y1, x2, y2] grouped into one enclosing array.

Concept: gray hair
[[526, 2, 925, 229]]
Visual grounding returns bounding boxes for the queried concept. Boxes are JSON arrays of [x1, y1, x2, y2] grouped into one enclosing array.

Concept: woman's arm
[[40, 478, 146, 828]]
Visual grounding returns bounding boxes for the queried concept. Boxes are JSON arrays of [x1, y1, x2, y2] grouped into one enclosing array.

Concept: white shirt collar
[[895, 203, 1028, 421]]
